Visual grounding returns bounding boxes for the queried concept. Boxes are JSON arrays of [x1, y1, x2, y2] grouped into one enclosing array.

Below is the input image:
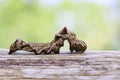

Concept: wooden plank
[[0, 48, 120, 80]]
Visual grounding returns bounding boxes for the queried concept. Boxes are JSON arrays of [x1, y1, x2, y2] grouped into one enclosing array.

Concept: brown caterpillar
[[8, 27, 87, 55]]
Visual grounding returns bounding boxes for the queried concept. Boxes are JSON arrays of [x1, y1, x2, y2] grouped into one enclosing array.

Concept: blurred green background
[[0, 0, 120, 51]]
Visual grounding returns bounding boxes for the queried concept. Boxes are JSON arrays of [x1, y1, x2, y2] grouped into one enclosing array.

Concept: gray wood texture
[[0, 48, 120, 80]]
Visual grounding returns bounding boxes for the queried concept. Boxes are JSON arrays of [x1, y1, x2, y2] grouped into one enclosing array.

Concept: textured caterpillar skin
[[28, 42, 50, 54], [8, 39, 50, 54], [47, 38, 64, 54], [8, 37, 64, 55], [67, 34, 87, 53], [56, 27, 87, 53], [37, 37, 64, 54], [8, 39, 38, 54], [55, 27, 76, 40]]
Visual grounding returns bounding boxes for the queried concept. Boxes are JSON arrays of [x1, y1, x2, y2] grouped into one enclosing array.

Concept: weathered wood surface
[[0, 48, 120, 80]]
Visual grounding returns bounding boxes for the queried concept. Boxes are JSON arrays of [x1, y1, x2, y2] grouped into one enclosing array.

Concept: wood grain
[[0, 48, 120, 80]]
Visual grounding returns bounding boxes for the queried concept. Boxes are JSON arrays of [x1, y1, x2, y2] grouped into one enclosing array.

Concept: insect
[[8, 27, 87, 55]]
